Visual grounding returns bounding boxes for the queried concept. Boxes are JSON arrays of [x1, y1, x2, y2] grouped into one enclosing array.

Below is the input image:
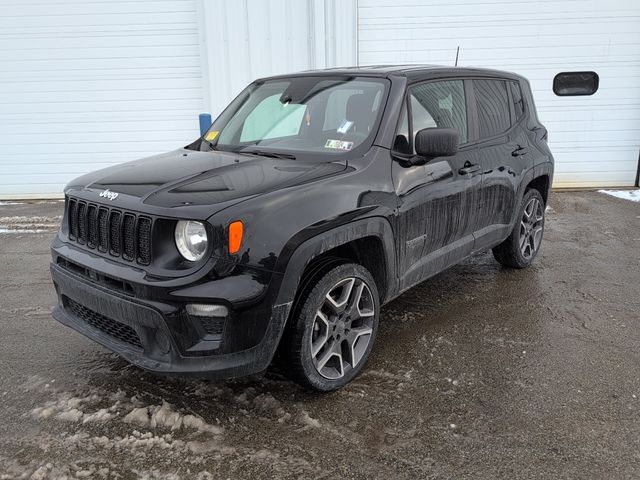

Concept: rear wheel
[[493, 189, 546, 268], [284, 263, 379, 391]]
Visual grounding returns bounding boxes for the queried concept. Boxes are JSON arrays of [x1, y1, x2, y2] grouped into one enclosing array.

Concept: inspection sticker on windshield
[[325, 139, 354, 151], [204, 130, 219, 141]]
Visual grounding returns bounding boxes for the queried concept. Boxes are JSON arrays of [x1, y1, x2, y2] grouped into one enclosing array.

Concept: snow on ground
[[0, 227, 51, 234], [123, 401, 223, 435], [599, 189, 640, 202], [10, 375, 340, 478], [0, 200, 63, 205], [0, 215, 62, 224], [31, 391, 222, 435], [30, 393, 103, 422], [0, 214, 61, 234], [0, 455, 216, 480], [298, 410, 321, 429], [14, 385, 234, 477]]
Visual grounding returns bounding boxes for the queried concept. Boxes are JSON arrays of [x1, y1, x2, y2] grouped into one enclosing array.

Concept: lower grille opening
[[56, 257, 134, 296], [63, 296, 143, 349]]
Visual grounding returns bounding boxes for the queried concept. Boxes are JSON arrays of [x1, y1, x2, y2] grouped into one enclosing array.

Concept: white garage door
[[358, 0, 640, 187], [0, 0, 205, 198]]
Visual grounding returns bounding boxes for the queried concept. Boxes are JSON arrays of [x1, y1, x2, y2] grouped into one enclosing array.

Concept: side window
[[509, 81, 525, 123], [474, 79, 510, 138], [240, 93, 305, 142], [410, 94, 438, 134], [409, 80, 467, 150]]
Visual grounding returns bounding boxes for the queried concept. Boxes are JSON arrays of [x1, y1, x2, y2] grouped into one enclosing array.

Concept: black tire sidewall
[[290, 263, 380, 391]]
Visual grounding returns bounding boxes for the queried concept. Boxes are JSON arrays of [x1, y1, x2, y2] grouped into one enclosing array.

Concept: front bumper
[[50, 262, 290, 378]]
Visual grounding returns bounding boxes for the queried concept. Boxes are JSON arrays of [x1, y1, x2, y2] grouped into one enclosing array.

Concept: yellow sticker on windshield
[[205, 130, 219, 141], [325, 139, 354, 151]]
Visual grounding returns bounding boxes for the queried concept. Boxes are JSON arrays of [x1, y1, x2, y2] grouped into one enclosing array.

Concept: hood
[[65, 149, 348, 217]]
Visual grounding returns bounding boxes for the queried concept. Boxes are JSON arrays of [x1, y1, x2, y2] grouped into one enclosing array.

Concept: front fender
[[273, 217, 397, 306]]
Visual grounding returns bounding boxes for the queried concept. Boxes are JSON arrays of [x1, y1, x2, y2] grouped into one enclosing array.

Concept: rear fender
[[508, 166, 536, 229]]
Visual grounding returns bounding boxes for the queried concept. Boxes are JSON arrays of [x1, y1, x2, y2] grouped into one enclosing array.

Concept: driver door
[[392, 79, 481, 292]]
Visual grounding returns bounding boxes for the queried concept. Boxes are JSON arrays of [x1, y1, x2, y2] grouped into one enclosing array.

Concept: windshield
[[199, 76, 389, 158]]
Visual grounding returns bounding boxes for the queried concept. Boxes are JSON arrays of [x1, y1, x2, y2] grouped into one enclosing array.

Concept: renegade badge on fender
[[50, 66, 553, 391]]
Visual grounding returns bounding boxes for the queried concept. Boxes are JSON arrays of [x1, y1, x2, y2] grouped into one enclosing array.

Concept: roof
[[261, 64, 524, 83]]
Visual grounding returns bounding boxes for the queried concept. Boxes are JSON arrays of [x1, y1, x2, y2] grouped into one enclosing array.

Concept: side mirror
[[414, 128, 459, 159]]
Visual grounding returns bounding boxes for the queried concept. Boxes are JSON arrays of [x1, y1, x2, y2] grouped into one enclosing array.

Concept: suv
[[50, 66, 553, 391]]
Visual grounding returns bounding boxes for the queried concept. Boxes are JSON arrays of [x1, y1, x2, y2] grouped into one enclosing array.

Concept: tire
[[284, 263, 380, 391], [492, 188, 546, 268]]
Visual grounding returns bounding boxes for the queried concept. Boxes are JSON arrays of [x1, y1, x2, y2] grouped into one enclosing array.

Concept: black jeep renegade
[[50, 66, 553, 391]]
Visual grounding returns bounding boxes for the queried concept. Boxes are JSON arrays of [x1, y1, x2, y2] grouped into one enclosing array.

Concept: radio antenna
[[454, 46, 460, 67]]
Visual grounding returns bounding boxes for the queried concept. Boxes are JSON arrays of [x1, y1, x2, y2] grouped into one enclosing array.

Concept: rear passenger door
[[472, 78, 531, 249], [391, 79, 481, 291]]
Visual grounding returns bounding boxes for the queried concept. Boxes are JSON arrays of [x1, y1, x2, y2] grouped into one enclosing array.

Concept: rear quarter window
[[474, 79, 510, 139], [509, 81, 525, 122]]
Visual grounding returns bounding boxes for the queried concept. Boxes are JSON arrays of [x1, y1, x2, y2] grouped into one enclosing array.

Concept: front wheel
[[284, 263, 379, 391], [493, 189, 546, 268]]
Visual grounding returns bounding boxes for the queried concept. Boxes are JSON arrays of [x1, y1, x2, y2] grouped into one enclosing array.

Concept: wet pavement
[[0, 191, 639, 479]]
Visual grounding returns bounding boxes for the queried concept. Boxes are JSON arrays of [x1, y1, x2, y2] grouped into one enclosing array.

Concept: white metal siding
[[0, 0, 206, 197], [358, 0, 640, 187], [198, 0, 358, 118]]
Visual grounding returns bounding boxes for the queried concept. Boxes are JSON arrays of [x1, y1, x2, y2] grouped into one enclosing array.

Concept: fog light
[[186, 304, 228, 317]]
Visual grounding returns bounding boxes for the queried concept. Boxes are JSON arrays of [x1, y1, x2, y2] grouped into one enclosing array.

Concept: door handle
[[511, 145, 528, 156], [458, 163, 481, 175]]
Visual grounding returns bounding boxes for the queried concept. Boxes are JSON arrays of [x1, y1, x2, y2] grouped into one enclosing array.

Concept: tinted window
[[474, 79, 510, 138], [212, 77, 388, 156], [553, 71, 599, 96], [408, 80, 467, 151], [509, 81, 525, 122]]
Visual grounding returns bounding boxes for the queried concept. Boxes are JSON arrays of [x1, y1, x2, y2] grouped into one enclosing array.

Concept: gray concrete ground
[[0, 191, 639, 480]]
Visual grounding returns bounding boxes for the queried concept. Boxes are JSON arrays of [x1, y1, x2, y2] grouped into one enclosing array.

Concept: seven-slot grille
[[67, 197, 152, 265]]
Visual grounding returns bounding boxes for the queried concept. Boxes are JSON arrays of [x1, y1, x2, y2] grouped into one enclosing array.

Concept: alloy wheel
[[519, 197, 544, 259], [310, 277, 375, 379]]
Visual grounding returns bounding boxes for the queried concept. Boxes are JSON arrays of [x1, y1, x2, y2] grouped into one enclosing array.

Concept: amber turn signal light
[[228, 221, 244, 254]]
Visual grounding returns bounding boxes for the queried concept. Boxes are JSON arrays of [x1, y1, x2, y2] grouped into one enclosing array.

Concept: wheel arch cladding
[[526, 174, 551, 204], [321, 235, 389, 302], [274, 217, 397, 309]]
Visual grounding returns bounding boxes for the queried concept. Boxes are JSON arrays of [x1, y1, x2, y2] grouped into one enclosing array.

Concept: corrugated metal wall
[[0, 0, 357, 198], [0, 0, 206, 198], [358, 0, 640, 187], [2, 0, 637, 197], [198, 0, 357, 118]]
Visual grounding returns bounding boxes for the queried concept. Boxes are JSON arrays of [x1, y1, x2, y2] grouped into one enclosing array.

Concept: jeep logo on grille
[[99, 189, 119, 201]]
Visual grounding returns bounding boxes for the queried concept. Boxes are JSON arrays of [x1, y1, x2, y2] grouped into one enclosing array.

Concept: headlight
[[174, 220, 208, 261]]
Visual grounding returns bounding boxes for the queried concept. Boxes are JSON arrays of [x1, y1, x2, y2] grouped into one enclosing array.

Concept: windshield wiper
[[241, 149, 296, 160]]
